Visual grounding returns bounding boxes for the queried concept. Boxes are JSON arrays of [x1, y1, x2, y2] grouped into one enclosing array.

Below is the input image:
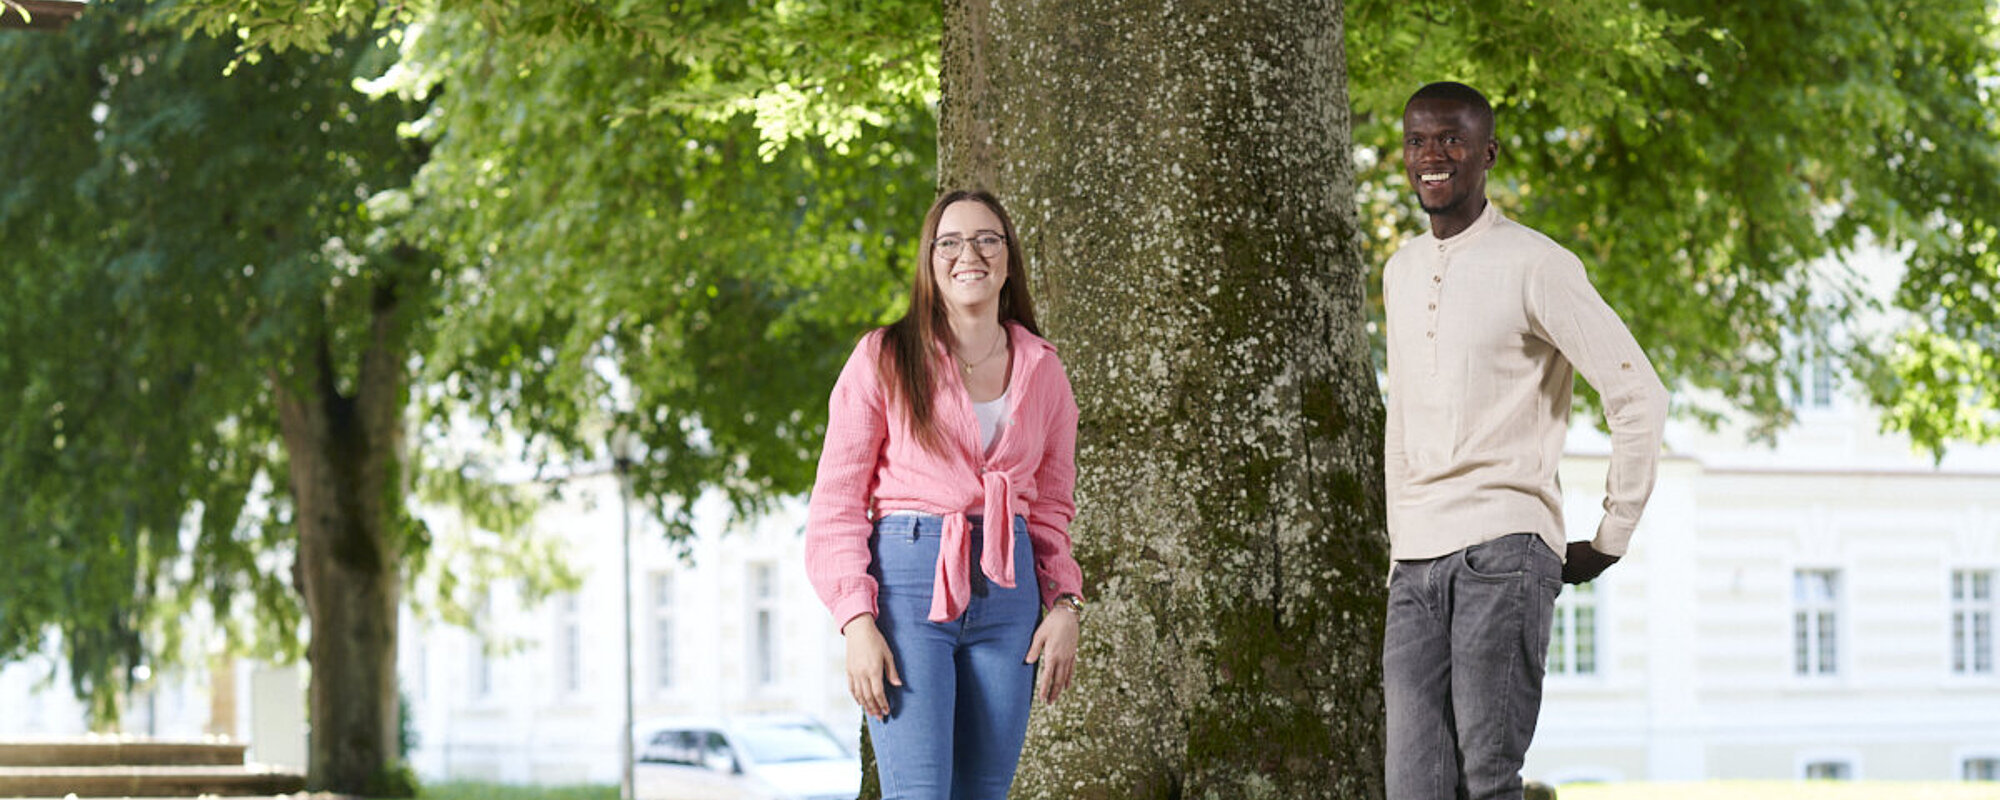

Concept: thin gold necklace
[[954, 329, 1007, 378]]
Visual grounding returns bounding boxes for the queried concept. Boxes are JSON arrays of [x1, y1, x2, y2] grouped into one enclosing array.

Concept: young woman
[[804, 189, 1085, 798]]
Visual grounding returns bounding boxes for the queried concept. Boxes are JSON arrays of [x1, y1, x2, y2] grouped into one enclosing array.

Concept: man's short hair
[[1406, 81, 1494, 138]]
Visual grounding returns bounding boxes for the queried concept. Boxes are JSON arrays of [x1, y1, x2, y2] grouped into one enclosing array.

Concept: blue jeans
[[867, 514, 1040, 800], [1384, 533, 1563, 800]]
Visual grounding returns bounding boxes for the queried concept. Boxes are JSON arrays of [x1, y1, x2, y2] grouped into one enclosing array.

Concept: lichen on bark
[[938, 1, 1389, 797]]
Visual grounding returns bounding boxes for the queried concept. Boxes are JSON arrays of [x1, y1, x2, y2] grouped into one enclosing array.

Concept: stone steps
[[0, 738, 309, 799], [0, 765, 307, 797], [0, 740, 245, 767]]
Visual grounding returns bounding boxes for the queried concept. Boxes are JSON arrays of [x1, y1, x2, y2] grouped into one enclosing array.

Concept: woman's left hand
[[1024, 605, 1081, 705]]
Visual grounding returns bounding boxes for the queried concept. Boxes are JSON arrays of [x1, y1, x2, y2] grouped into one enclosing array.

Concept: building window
[[1549, 582, 1599, 676], [1808, 351, 1836, 409], [555, 592, 582, 696], [751, 563, 778, 687], [410, 637, 428, 702], [1804, 760, 1853, 780], [652, 572, 676, 691], [1964, 757, 2000, 781], [472, 592, 494, 700], [1953, 570, 1995, 675], [1794, 569, 1840, 676]]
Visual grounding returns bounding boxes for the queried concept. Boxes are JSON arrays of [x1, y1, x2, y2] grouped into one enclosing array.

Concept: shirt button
[[1432, 275, 1442, 283], [1428, 303, 1437, 310], [1436, 243, 1446, 252], [1426, 331, 1436, 339]]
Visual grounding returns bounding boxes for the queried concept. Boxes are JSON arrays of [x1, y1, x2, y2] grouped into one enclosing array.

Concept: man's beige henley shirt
[[1383, 203, 1670, 562]]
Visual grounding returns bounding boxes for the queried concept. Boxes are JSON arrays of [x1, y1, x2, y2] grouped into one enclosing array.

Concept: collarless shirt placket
[[1426, 240, 1448, 378]]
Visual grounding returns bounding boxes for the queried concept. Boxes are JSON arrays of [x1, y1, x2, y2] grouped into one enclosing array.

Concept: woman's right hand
[[843, 615, 901, 721]]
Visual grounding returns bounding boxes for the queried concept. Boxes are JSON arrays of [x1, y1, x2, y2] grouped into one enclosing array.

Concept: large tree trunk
[[939, 1, 1388, 797], [273, 282, 407, 794]]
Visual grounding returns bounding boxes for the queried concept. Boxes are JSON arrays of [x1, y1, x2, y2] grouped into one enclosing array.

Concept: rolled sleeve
[[1526, 257, 1670, 556]]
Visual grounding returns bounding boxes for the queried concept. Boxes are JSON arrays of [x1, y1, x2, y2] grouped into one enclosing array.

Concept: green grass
[[404, 780, 2000, 800], [1560, 782, 2000, 800], [418, 782, 618, 800]]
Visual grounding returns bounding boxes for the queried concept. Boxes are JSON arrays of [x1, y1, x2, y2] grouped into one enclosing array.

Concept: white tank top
[[974, 392, 1009, 453]]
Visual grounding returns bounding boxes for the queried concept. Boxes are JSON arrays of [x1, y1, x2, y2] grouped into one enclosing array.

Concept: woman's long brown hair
[[878, 189, 1041, 455]]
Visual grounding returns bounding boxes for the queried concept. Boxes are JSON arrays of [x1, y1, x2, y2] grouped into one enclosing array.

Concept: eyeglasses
[[932, 234, 1008, 260]]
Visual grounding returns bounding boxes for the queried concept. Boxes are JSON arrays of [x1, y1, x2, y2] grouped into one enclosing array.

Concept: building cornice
[[1693, 463, 2000, 480]]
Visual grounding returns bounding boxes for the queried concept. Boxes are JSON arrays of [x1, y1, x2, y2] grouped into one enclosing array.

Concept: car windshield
[[733, 723, 849, 764]]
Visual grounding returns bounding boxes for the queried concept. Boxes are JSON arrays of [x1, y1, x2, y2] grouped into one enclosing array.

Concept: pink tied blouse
[[934, 471, 1018, 622], [804, 322, 1084, 628]]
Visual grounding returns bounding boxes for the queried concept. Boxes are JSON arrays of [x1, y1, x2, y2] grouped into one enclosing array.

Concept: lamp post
[[611, 432, 637, 800]]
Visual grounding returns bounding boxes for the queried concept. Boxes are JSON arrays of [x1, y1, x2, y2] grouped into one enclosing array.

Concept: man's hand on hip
[[1562, 541, 1620, 584]]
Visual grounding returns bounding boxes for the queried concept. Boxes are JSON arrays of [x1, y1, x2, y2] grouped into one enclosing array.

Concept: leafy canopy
[[0, 0, 937, 716], [1347, 0, 2000, 452], [374, 9, 936, 542], [0, 0, 425, 713], [190, 0, 2000, 453]]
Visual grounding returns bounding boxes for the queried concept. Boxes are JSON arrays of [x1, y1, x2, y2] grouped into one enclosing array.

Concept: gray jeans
[[1384, 533, 1563, 800]]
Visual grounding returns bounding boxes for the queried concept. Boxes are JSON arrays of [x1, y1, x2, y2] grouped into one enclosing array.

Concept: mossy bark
[[938, 1, 1388, 797], [858, 722, 881, 799]]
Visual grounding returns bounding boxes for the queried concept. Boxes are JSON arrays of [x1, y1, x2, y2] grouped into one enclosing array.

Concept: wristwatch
[[1054, 594, 1084, 614]]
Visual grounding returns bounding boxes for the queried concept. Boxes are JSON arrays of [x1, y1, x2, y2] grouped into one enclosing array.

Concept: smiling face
[[929, 199, 1011, 317], [1402, 96, 1497, 238]]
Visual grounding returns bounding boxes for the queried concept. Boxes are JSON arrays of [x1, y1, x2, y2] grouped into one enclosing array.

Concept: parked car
[[635, 714, 860, 800]]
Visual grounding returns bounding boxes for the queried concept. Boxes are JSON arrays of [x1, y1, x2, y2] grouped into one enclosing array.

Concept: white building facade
[[399, 481, 854, 785], [1528, 390, 2000, 784]]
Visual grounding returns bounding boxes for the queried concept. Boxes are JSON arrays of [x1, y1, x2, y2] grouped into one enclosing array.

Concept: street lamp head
[[610, 429, 640, 474]]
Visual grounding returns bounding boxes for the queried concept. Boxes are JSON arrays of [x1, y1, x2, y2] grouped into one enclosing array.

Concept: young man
[[1380, 81, 1670, 799]]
